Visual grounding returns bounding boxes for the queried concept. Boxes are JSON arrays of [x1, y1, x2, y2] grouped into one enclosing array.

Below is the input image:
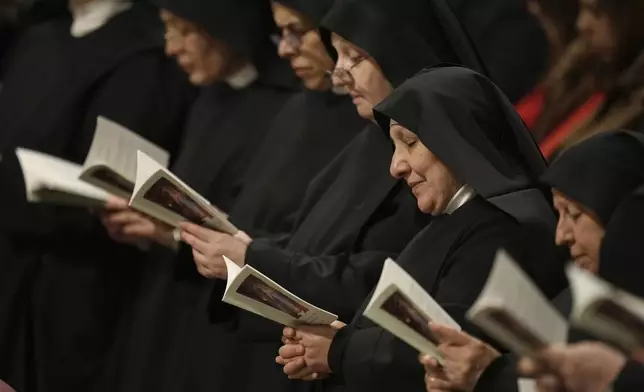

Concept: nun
[[228, 0, 368, 238], [275, 65, 568, 392], [418, 131, 644, 392], [0, 0, 196, 390], [174, 0, 491, 390], [96, 0, 299, 390]]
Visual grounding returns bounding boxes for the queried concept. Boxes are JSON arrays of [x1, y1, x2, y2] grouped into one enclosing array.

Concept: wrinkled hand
[[519, 342, 627, 392], [420, 323, 500, 392], [179, 222, 250, 279], [101, 197, 175, 249], [276, 321, 346, 381]]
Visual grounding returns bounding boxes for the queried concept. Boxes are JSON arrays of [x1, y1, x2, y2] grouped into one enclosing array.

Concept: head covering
[[275, 0, 332, 25], [152, 0, 275, 59], [374, 65, 547, 199], [599, 185, 644, 298], [541, 131, 644, 226], [319, 0, 483, 87]]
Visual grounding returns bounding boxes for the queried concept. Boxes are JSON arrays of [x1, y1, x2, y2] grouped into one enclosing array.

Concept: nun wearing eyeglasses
[[276, 66, 567, 392]]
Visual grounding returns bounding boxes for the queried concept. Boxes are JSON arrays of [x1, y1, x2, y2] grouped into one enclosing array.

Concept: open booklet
[[15, 148, 110, 208], [467, 250, 568, 357], [129, 151, 237, 234], [362, 258, 460, 364], [221, 256, 338, 327], [567, 263, 644, 351], [79, 116, 169, 198]]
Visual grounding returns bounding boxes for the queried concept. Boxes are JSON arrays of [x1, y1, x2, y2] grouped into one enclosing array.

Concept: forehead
[[271, 2, 305, 25], [552, 190, 581, 209]]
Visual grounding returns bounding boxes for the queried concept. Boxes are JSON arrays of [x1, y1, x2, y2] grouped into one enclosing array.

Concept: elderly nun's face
[[553, 190, 606, 273], [272, 2, 334, 91], [331, 34, 393, 120], [389, 123, 462, 215], [161, 10, 234, 86]]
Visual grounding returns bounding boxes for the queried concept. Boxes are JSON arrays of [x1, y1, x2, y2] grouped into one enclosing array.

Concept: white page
[[222, 256, 337, 327], [518, 379, 537, 392], [567, 263, 644, 350], [80, 116, 169, 197], [467, 250, 567, 356], [129, 151, 237, 234], [363, 258, 459, 363], [16, 148, 109, 206]]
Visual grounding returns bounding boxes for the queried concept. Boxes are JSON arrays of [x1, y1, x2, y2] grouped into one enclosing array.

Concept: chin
[[302, 75, 329, 91], [356, 101, 375, 120]]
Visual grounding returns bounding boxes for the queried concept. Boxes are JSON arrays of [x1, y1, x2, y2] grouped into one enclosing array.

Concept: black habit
[[0, 3, 196, 391], [210, 0, 493, 391], [320, 66, 567, 392], [97, 1, 301, 391]]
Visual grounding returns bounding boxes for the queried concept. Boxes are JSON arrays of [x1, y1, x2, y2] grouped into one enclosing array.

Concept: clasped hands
[[276, 321, 346, 381], [100, 196, 251, 279]]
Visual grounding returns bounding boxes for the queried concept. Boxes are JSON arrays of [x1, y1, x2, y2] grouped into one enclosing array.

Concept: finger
[[234, 231, 253, 246], [104, 196, 130, 210], [179, 221, 217, 242], [301, 373, 319, 382], [121, 222, 153, 238], [104, 211, 141, 226], [279, 344, 304, 360], [419, 354, 439, 367], [429, 323, 473, 346], [193, 251, 209, 265], [538, 345, 568, 370], [331, 320, 346, 329], [288, 363, 316, 380], [518, 356, 547, 377], [283, 357, 307, 376], [283, 327, 297, 339], [181, 230, 209, 253]]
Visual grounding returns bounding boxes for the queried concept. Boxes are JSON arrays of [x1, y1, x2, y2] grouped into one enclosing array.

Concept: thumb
[[538, 345, 569, 370], [429, 323, 472, 346], [234, 231, 253, 245]]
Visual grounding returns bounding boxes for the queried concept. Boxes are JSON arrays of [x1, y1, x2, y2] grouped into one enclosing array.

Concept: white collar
[[69, 0, 132, 38], [225, 63, 258, 89], [444, 184, 477, 215]]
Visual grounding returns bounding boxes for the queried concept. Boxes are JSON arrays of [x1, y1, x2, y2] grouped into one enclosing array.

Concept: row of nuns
[[0, 0, 641, 392]]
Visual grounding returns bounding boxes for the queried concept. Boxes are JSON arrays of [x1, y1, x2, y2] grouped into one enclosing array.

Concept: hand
[[179, 222, 249, 279], [420, 323, 500, 392], [276, 322, 345, 380], [519, 342, 627, 392], [101, 197, 175, 249]]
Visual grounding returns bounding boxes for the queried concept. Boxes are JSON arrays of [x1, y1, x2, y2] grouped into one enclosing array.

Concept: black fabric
[[0, 4, 197, 392], [599, 185, 644, 298], [276, 0, 334, 25], [445, 0, 548, 103], [324, 197, 562, 392], [230, 89, 367, 238], [614, 360, 644, 391], [151, 0, 276, 61], [374, 65, 548, 200], [541, 131, 644, 226], [99, 47, 298, 392]]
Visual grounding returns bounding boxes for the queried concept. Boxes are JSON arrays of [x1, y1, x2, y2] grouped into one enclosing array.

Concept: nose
[[389, 149, 410, 179], [278, 37, 297, 58], [165, 36, 181, 57], [555, 216, 574, 247]]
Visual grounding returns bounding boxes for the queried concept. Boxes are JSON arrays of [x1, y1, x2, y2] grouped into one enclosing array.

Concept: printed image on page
[[381, 291, 438, 344], [237, 274, 309, 319], [142, 177, 211, 224]]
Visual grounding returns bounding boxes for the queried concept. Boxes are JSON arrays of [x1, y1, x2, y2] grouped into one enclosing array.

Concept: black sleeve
[[324, 222, 520, 392], [473, 354, 520, 392], [613, 360, 644, 392]]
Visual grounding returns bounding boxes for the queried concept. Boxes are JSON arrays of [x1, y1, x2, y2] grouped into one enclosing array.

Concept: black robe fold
[[0, 4, 196, 391], [99, 51, 300, 392], [324, 197, 562, 392], [230, 89, 367, 238]]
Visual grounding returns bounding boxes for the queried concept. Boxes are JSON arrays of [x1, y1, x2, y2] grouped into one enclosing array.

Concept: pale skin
[[276, 123, 462, 380], [518, 342, 627, 392]]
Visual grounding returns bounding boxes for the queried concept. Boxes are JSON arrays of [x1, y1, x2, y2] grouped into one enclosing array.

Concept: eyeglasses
[[270, 25, 314, 50], [325, 56, 367, 85]]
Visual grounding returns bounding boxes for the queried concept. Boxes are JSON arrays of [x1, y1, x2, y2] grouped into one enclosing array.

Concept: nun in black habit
[[419, 131, 644, 392], [275, 65, 567, 392], [0, 1, 196, 391], [96, 0, 299, 391], [175, 0, 491, 391], [228, 0, 368, 238]]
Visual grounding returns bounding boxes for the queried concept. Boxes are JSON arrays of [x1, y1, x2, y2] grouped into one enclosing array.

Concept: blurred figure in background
[[526, 0, 644, 159], [0, 0, 196, 390]]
